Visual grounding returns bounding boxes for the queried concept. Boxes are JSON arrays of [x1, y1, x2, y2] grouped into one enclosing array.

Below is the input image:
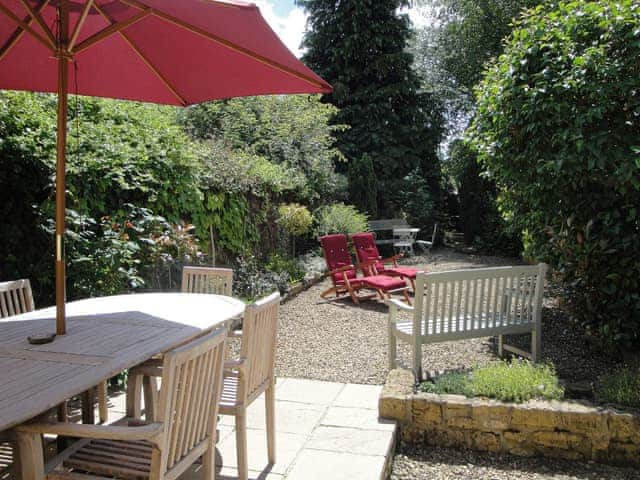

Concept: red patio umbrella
[[0, 0, 331, 336]]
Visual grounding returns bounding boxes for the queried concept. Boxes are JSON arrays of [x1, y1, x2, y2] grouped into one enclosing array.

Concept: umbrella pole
[[55, 0, 69, 336]]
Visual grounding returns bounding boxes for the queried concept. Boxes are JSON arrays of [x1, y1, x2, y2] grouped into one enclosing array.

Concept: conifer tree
[[296, 0, 443, 218]]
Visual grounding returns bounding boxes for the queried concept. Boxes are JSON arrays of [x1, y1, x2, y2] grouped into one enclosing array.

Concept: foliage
[[347, 153, 378, 218], [447, 140, 521, 255], [419, 360, 564, 403], [232, 256, 289, 301], [277, 203, 313, 237], [60, 205, 205, 299], [297, 0, 444, 215], [265, 253, 305, 284], [314, 203, 369, 237], [394, 168, 436, 233], [470, 0, 640, 348], [596, 366, 640, 408], [181, 95, 347, 204]]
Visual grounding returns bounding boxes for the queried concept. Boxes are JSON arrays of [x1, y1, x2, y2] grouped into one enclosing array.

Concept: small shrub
[[418, 360, 564, 403], [596, 367, 640, 408], [419, 371, 469, 395], [314, 203, 368, 236], [277, 203, 313, 237], [266, 253, 305, 283], [232, 256, 287, 301]]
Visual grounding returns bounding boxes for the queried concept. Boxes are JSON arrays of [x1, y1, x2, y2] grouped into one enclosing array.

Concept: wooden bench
[[387, 264, 548, 380], [369, 219, 409, 245]]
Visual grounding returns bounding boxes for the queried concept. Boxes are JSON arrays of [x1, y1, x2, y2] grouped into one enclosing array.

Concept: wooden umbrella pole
[[55, 0, 69, 336]]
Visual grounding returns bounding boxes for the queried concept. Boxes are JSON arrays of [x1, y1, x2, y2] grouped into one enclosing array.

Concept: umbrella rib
[[72, 9, 152, 55], [18, 0, 56, 49], [69, 0, 94, 52], [91, 2, 187, 106], [0, 0, 50, 62], [0, 3, 55, 52], [118, 0, 328, 90]]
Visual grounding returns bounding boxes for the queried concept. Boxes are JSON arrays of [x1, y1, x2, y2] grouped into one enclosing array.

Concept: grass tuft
[[418, 359, 564, 403], [596, 367, 640, 408]]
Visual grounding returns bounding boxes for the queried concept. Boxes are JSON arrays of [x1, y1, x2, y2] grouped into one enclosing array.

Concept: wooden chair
[[16, 327, 228, 480], [351, 232, 418, 291], [182, 266, 233, 296], [416, 224, 438, 253], [320, 234, 411, 304], [220, 292, 280, 480], [387, 264, 547, 380], [0, 279, 109, 426]]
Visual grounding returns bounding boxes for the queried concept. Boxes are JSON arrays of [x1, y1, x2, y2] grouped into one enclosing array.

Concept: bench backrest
[[413, 264, 547, 338], [369, 218, 408, 231]]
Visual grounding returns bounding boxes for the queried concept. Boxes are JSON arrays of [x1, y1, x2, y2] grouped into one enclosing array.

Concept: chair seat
[[362, 275, 407, 291], [395, 313, 533, 338], [381, 266, 418, 279], [63, 439, 153, 479]]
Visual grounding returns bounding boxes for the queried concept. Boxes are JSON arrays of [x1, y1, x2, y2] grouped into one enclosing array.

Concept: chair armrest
[[325, 264, 356, 277], [380, 254, 402, 265], [224, 358, 247, 374], [17, 421, 164, 442]]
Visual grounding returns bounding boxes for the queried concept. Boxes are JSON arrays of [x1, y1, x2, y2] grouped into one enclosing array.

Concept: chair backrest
[[413, 264, 547, 337], [153, 328, 227, 478], [319, 234, 357, 286], [430, 224, 438, 243], [0, 279, 35, 318], [393, 228, 418, 244], [351, 232, 384, 274], [238, 292, 280, 403], [182, 266, 233, 296]]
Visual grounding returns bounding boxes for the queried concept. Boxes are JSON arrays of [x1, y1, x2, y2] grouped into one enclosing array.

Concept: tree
[[348, 153, 378, 217], [470, 0, 640, 349], [296, 0, 444, 216]]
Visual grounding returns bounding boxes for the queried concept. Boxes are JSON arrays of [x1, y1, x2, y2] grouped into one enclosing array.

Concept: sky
[[254, 1, 429, 57]]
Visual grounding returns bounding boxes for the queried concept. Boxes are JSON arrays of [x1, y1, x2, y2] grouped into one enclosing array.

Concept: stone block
[[472, 400, 512, 432], [608, 411, 640, 443], [379, 369, 415, 422], [557, 410, 607, 436], [442, 395, 473, 429], [511, 404, 558, 430], [608, 441, 640, 466], [472, 431, 501, 452], [412, 396, 442, 427], [531, 430, 589, 454]]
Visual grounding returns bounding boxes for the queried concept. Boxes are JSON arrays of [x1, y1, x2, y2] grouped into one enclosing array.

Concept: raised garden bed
[[380, 369, 640, 467]]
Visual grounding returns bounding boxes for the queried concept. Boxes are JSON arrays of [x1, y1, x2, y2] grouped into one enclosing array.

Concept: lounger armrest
[[380, 254, 402, 265], [17, 421, 164, 442], [325, 264, 356, 277]]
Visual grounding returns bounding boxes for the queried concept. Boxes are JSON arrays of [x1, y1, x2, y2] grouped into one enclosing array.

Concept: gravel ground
[[273, 248, 619, 387], [392, 444, 640, 480]]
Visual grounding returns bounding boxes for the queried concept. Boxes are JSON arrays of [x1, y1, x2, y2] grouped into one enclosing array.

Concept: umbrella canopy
[[0, 0, 331, 335]]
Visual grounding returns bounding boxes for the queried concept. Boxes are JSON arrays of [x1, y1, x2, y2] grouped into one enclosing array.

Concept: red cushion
[[382, 267, 419, 279], [362, 275, 407, 290]]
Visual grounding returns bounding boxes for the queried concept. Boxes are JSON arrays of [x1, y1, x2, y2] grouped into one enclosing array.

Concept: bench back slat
[[369, 218, 409, 231], [414, 264, 547, 339]]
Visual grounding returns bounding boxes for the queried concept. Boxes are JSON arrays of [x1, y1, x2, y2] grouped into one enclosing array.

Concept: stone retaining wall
[[379, 369, 640, 467]]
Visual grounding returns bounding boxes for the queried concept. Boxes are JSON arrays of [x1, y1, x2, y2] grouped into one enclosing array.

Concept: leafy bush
[[277, 203, 313, 237], [265, 253, 305, 283], [232, 256, 288, 301], [314, 203, 369, 236], [470, 0, 640, 348], [596, 366, 640, 408], [419, 360, 564, 403]]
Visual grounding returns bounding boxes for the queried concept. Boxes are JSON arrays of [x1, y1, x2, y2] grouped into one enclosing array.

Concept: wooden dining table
[[0, 292, 245, 432]]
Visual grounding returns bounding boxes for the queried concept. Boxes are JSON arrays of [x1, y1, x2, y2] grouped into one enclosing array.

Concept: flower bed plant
[[419, 360, 564, 403]]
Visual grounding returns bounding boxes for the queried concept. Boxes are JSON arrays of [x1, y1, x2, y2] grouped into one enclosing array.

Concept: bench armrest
[[386, 298, 414, 313]]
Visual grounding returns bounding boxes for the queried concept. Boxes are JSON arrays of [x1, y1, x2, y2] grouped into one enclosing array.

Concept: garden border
[[379, 369, 640, 467]]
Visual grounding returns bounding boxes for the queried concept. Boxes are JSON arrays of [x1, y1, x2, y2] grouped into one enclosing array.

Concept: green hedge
[[470, 0, 640, 349]]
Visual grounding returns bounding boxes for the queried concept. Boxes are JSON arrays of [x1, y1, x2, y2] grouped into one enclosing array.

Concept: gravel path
[[392, 444, 640, 480], [274, 248, 618, 387]]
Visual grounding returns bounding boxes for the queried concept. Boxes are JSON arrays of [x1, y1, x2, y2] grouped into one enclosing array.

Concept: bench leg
[[388, 322, 397, 371], [412, 339, 422, 381], [497, 334, 504, 357], [531, 328, 541, 362]]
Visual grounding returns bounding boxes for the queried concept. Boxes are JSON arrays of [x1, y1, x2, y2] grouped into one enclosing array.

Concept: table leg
[[81, 389, 95, 425]]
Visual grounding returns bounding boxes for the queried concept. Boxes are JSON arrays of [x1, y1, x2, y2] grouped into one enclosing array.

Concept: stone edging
[[280, 272, 324, 304], [379, 369, 640, 467]]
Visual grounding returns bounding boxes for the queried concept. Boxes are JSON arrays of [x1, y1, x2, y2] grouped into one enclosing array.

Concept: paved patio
[[104, 377, 396, 480]]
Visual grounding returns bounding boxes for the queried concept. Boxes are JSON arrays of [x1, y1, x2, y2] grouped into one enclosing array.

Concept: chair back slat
[[182, 267, 233, 296], [0, 279, 35, 318], [156, 328, 227, 476], [239, 292, 280, 402], [416, 265, 547, 337]]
